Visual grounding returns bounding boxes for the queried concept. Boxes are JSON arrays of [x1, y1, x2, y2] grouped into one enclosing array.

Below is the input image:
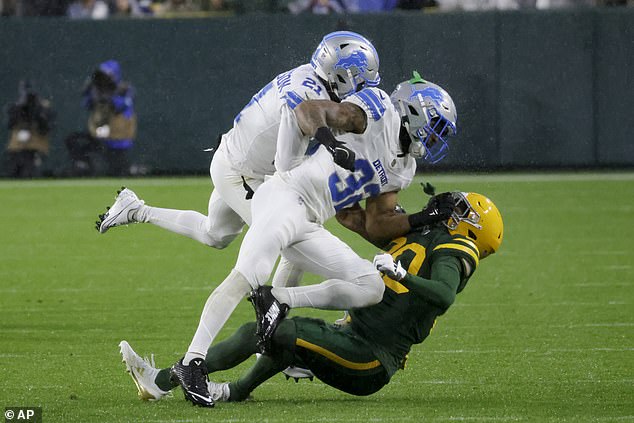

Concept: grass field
[[1, 172, 633, 422]]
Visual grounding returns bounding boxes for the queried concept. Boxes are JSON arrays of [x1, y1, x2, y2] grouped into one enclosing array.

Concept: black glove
[[313, 126, 356, 172], [421, 181, 436, 196], [407, 192, 455, 229]]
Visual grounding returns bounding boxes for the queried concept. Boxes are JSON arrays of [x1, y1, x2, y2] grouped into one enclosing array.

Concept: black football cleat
[[170, 358, 214, 408], [249, 286, 289, 354]]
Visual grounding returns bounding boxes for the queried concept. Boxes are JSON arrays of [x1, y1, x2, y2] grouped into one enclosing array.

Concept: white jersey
[[279, 87, 417, 224], [222, 64, 332, 179]]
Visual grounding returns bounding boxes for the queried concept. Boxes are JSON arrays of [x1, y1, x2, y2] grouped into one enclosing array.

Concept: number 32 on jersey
[[328, 159, 380, 211]]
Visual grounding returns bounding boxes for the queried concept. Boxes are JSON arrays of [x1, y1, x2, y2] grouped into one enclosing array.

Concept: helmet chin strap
[[402, 121, 426, 159], [327, 75, 341, 101], [315, 75, 340, 102], [327, 82, 340, 102], [345, 69, 356, 95]]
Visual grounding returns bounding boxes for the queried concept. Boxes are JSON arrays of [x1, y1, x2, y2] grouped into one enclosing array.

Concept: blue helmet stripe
[[355, 89, 385, 121], [322, 31, 379, 64]]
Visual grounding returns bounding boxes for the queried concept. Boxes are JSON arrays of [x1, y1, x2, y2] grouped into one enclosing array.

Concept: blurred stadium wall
[[0, 8, 632, 175]]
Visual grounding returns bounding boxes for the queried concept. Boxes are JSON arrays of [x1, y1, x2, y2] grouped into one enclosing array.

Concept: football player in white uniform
[[168, 73, 459, 407], [96, 31, 381, 288]]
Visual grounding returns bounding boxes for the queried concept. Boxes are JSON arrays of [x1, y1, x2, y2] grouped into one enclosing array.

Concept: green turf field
[[1, 173, 632, 422]]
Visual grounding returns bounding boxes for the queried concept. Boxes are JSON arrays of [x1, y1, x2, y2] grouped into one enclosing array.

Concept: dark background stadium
[[1, 8, 632, 174]]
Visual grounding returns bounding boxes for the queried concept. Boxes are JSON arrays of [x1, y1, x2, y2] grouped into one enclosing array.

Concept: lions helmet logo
[[411, 87, 445, 104], [334, 51, 369, 73]]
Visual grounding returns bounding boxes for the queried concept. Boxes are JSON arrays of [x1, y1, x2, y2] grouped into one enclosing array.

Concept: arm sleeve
[[399, 255, 462, 309], [274, 103, 310, 172]]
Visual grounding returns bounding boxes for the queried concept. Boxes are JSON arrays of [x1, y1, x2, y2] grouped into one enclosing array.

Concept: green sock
[[154, 319, 297, 398], [229, 354, 287, 401], [153, 322, 261, 393], [155, 368, 177, 392], [206, 322, 260, 372], [229, 319, 297, 401]]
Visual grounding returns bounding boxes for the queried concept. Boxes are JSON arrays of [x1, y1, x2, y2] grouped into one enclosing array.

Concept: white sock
[[185, 270, 252, 360], [136, 205, 213, 244], [182, 351, 205, 365]]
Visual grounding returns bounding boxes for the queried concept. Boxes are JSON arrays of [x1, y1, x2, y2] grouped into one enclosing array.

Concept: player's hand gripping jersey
[[278, 87, 417, 224], [223, 64, 332, 179]]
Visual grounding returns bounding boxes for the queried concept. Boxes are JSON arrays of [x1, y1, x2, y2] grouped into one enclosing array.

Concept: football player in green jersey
[[119, 191, 503, 403]]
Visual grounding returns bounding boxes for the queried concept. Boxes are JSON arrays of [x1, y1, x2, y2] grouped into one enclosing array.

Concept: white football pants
[[136, 144, 254, 248], [235, 175, 384, 309], [186, 174, 383, 359]]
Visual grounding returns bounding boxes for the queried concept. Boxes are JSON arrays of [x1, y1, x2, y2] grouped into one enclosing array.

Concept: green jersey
[[349, 227, 480, 376]]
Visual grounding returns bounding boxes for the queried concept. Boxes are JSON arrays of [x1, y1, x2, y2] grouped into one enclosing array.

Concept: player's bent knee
[[271, 319, 297, 351], [214, 269, 253, 298], [235, 321, 258, 339], [356, 273, 385, 307], [204, 233, 238, 249], [205, 239, 229, 249]]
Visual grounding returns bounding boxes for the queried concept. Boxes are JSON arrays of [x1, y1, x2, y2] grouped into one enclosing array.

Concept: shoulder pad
[[431, 234, 479, 270], [345, 87, 390, 121], [280, 67, 330, 108]]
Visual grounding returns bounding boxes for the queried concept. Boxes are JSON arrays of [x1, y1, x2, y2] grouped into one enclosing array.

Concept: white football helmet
[[310, 31, 381, 100], [391, 71, 457, 163]]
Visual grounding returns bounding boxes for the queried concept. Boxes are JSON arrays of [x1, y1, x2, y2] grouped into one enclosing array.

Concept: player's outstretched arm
[[373, 253, 462, 310], [294, 100, 366, 136], [337, 192, 413, 248], [344, 192, 458, 249], [364, 192, 411, 246], [335, 202, 371, 240]]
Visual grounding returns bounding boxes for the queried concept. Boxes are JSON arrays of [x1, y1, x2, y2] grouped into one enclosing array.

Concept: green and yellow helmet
[[445, 192, 503, 259]]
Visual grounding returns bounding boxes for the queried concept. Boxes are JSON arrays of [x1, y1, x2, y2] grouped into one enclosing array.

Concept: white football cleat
[[97, 187, 144, 234], [119, 340, 169, 401], [207, 380, 230, 402]]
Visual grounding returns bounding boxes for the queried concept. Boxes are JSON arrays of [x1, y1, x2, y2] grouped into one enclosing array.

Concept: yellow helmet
[[445, 192, 503, 259]]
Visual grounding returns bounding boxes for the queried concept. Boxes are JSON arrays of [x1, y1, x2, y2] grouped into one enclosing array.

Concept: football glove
[[407, 192, 455, 229], [373, 253, 407, 281], [421, 181, 436, 196], [313, 127, 356, 172]]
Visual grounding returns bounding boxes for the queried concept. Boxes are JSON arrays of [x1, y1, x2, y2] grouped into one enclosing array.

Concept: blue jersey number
[[235, 76, 322, 123], [328, 159, 380, 211], [302, 77, 323, 96]]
